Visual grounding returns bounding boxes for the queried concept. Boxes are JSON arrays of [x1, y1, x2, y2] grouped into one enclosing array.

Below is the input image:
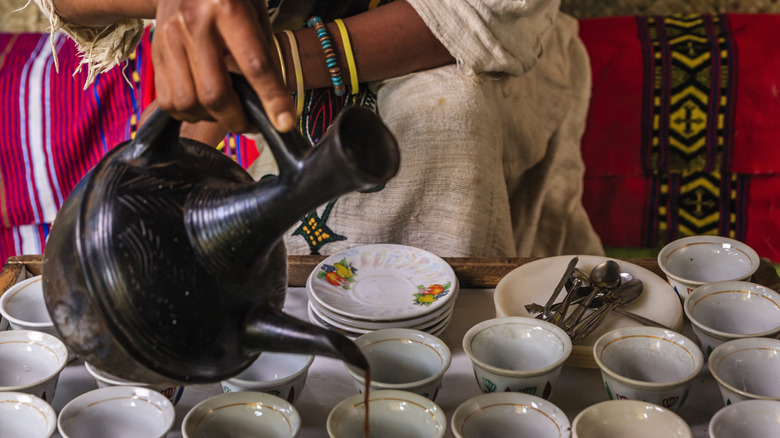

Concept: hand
[[151, 0, 295, 133]]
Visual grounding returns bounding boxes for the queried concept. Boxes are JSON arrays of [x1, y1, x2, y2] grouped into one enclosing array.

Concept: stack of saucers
[[306, 244, 459, 338]]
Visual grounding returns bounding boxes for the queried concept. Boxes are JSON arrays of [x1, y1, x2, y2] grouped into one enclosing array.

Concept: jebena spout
[[185, 102, 400, 280], [244, 306, 369, 372]]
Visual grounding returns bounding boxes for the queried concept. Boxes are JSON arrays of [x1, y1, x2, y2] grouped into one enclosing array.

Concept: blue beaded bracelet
[[307, 16, 346, 96]]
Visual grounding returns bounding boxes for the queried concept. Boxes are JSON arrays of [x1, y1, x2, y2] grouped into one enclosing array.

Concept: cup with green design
[[221, 352, 314, 404], [593, 326, 703, 411], [344, 328, 451, 401], [462, 317, 571, 398]]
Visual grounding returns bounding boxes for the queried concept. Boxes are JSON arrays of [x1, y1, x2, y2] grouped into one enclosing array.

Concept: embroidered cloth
[[579, 14, 780, 262]]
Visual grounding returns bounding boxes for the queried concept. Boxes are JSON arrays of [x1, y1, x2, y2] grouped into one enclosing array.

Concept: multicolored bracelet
[[307, 16, 346, 96]]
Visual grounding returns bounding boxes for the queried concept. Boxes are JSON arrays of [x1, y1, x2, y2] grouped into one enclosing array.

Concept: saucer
[[307, 244, 458, 321], [494, 255, 683, 368], [307, 285, 458, 330], [309, 300, 451, 332], [308, 302, 453, 338]]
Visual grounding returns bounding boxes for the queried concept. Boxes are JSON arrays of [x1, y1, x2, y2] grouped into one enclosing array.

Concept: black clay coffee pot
[[41, 75, 399, 383]]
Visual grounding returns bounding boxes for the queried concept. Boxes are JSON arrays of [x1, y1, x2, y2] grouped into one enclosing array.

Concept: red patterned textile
[[579, 14, 780, 262], [0, 32, 142, 261], [0, 29, 258, 263]]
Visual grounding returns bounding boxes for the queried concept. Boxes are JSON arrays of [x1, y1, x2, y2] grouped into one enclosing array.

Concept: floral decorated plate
[[306, 244, 458, 321]]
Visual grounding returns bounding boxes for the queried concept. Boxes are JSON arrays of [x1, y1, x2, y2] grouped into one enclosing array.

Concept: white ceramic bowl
[[462, 317, 572, 398], [344, 328, 451, 400], [708, 337, 780, 405], [684, 281, 780, 357], [709, 399, 780, 438], [493, 255, 683, 369], [327, 389, 446, 438], [0, 276, 55, 335], [0, 276, 75, 361], [182, 391, 301, 438], [0, 329, 68, 403], [658, 236, 760, 300], [221, 352, 313, 404], [572, 400, 693, 438], [0, 391, 57, 438], [58, 386, 175, 438], [451, 392, 570, 438], [592, 326, 703, 411], [85, 361, 186, 405]]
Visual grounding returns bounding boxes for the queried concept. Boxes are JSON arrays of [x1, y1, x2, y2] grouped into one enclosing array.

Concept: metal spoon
[[586, 295, 672, 330], [569, 278, 644, 344], [549, 269, 591, 327], [539, 256, 579, 321], [562, 260, 621, 329], [525, 271, 634, 316], [524, 275, 593, 314], [527, 296, 672, 330]]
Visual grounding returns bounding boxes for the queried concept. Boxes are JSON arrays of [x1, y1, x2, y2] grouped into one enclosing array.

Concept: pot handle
[[124, 73, 309, 178], [229, 73, 312, 177], [121, 108, 182, 161]]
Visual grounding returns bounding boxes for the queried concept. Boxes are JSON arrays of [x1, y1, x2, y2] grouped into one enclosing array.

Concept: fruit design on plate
[[318, 258, 358, 289], [413, 282, 451, 306]]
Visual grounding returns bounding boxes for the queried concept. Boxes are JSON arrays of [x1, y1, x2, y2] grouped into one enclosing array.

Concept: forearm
[[50, 0, 156, 26], [59, 0, 453, 143], [51, 0, 451, 90], [279, 1, 454, 91], [178, 1, 455, 144]]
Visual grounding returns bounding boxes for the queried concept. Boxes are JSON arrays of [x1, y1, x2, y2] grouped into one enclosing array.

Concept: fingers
[[151, 0, 294, 134], [183, 15, 250, 133], [152, 18, 209, 124], [216, 1, 295, 132]]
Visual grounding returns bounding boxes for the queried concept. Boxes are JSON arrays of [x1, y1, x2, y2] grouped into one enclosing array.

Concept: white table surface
[[50, 287, 723, 437]]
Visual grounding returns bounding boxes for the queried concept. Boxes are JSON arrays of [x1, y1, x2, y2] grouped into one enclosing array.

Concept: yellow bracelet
[[334, 19, 359, 95], [283, 30, 304, 117], [272, 34, 286, 86]]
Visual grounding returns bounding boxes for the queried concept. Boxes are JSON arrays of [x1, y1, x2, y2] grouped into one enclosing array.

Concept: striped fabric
[[0, 30, 258, 263], [0, 32, 141, 262]]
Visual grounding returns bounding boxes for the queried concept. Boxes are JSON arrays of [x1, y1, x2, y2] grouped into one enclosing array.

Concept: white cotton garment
[[249, 0, 604, 257]]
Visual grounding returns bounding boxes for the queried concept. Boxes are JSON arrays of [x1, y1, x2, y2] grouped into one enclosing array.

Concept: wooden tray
[[4, 254, 779, 296]]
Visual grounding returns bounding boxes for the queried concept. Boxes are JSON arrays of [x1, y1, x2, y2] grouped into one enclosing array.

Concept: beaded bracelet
[[307, 16, 346, 96], [282, 30, 305, 117], [334, 19, 358, 95]]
